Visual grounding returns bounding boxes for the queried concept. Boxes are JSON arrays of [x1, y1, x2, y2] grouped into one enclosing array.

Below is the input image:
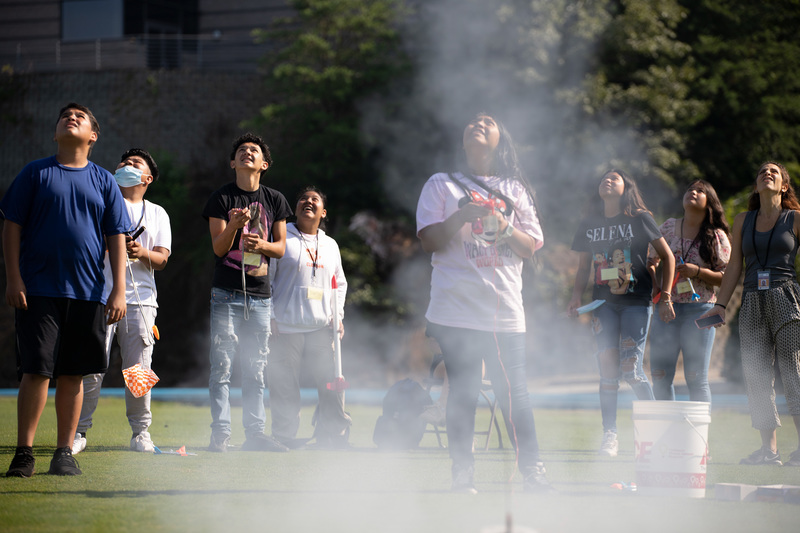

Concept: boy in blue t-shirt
[[0, 103, 129, 477]]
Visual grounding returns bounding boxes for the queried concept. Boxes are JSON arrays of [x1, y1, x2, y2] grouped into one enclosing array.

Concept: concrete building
[[0, 0, 291, 72]]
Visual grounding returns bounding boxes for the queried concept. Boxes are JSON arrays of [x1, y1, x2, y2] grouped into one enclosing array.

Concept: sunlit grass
[[1, 396, 799, 533]]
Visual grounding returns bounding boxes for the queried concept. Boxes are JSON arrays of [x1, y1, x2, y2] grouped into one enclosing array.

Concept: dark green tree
[[677, 0, 800, 196], [248, 0, 410, 225], [575, 0, 706, 197]]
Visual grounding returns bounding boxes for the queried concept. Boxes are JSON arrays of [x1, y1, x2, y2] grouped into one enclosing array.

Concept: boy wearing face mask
[[72, 148, 172, 455], [2, 103, 128, 477]]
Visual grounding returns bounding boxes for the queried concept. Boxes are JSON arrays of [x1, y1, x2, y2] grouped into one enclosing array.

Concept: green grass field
[[1, 396, 799, 533]]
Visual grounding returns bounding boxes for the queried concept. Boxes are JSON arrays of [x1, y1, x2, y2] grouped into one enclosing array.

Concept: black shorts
[[15, 296, 108, 379]]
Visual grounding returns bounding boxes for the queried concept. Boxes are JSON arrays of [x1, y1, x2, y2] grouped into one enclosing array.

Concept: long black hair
[[589, 169, 652, 217], [459, 112, 540, 223], [685, 179, 730, 265]]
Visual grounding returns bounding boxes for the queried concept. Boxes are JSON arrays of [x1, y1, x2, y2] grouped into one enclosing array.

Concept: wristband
[[499, 223, 514, 240]]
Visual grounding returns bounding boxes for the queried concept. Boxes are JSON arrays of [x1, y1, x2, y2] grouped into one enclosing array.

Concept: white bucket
[[632, 400, 710, 498]]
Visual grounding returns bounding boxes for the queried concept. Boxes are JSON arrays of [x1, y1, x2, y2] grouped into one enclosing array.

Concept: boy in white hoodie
[[268, 186, 351, 448]]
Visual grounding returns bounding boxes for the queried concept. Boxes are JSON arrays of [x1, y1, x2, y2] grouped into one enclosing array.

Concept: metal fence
[[0, 34, 270, 73]]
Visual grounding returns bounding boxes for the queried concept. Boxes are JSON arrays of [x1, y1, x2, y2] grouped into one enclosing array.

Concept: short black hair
[[295, 185, 327, 207], [120, 148, 159, 181], [230, 133, 272, 173], [57, 102, 99, 134], [295, 185, 328, 231]]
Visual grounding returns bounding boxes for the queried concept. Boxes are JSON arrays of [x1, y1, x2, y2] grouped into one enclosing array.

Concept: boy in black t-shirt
[[202, 133, 292, 452]]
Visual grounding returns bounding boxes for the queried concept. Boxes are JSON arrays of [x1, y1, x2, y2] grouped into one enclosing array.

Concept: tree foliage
[[677, 0, 800, 197], [248, 0, 410, 224]]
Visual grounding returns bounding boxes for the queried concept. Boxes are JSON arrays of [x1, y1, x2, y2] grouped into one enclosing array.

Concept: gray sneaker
[[241, 433, 289, 452], [523, 462, 556, 493], [784, 449, 800, 467], [740, 446, 782, 466], [451, 463, 477, 494], [208, 433, 230, 453]]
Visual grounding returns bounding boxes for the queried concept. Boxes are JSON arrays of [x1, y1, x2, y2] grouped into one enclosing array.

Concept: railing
[[0, 34, 270, 73]]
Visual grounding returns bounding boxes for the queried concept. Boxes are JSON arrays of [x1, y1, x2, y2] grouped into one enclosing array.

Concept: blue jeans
[[209, 288, 271, 438], [427, 323, 542, 476], [649, 302, 715, 402], [592, 301, 654, 432]]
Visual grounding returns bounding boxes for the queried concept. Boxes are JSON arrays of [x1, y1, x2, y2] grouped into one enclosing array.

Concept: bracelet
[[715, 303, 726, 309]]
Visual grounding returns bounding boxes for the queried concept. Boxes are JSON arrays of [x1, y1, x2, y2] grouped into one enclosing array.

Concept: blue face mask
[[114, 166, 144, 188]]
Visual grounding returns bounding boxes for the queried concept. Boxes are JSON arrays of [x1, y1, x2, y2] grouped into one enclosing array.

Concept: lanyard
[[296, 224, 319, 278], [751, 209, 780, 269], [679, 218, 699, 262]]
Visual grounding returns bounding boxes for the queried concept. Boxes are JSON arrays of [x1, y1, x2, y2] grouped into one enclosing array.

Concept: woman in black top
[[701, 161, 800, 467]]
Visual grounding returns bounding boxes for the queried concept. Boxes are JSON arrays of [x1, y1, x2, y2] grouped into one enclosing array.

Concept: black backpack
[[372, 378, 433, 449]]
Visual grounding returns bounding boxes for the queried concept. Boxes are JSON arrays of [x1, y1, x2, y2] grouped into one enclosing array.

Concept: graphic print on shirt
[[222, 201, 270, 277], [462, 189, 512, 268], [586, 221, 636, 295]]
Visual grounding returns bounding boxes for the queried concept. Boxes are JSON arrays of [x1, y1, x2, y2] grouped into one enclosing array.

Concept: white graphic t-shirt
[[416, 172, 543, 333]]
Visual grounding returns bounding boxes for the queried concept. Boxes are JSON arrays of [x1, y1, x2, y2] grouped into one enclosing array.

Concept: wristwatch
[[499, 223, 514, 240]]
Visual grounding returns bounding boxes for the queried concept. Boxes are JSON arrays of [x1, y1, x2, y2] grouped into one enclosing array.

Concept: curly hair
[[230, 133, 273, 173], [747, 161, 800, 211]]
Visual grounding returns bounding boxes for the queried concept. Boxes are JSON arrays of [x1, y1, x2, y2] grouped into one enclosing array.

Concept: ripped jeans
[[209, 287, 271, 439], [592, 301, 654, 432]]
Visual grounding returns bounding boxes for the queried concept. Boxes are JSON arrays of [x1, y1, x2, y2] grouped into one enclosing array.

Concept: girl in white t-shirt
[[416, 113, 550, 494]]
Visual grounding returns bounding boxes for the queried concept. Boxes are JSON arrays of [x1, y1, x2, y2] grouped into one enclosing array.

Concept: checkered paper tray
[[122, 363, 160, 398]]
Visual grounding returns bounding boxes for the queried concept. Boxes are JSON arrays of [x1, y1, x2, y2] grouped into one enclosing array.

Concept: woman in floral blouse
[[648, 179, 731, 402]]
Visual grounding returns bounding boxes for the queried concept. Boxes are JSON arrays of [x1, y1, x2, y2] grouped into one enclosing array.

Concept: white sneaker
[[72, 433, 87, 455], [598, 430, 618, 457], [130, 432, 155, 453]]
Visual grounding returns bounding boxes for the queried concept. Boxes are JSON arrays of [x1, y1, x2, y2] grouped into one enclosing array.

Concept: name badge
[[676, 280, 693, 294], [757, 270, 770, 290], [600, 268, 618, 281], [243, 252, 261, 266], [307, 287, 324, 300]]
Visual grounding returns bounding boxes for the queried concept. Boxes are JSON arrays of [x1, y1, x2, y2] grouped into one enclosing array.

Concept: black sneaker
[[48, 447, 82, 476], [275, 436, 311, 450], [241, 433, 290, 452], [523, 462, 556, 493], [451, 463, 477, 494], [740, 446, 782, 466], [6, 447, 35, 478], [208, 433, 230, 453]]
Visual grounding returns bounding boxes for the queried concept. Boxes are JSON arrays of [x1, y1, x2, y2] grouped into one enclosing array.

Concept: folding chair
[[422, 353, 504, 450]]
